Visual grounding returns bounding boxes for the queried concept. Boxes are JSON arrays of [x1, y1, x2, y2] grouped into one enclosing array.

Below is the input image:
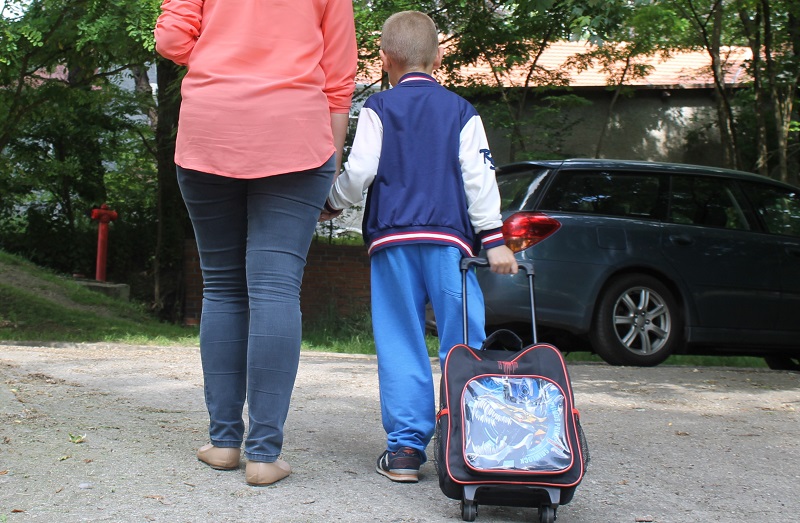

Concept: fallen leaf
[[68, 433, 86, 444], [0, 470, 8, 475], [58, 455, 71, 461], [635, 517, 655, 522], [675, 431, 689, 436], [12, 509, 25, 513]]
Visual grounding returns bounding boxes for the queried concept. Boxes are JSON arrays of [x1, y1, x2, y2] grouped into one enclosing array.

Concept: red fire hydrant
[[90, 204, 118, 282]]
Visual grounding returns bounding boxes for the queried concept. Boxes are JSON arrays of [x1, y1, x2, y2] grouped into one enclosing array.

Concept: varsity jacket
[[327, 73, 505, 257]]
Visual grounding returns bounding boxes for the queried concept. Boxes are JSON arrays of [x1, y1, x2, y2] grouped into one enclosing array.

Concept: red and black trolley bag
[[434, 258, 589, 523]]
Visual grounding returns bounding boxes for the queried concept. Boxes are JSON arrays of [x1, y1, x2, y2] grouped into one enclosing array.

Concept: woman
[[154, 0, 357, 486]]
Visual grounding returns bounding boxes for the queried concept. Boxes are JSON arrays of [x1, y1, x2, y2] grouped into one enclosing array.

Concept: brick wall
[[182, 240, 371, 326], [301, 241, 372, 324]]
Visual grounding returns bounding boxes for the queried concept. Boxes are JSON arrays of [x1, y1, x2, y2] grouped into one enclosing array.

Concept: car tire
[[764, 356, 800, 372], [590, 274, 681, 366]]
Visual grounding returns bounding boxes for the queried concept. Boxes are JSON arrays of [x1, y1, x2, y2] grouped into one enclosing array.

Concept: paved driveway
[[1, 342, 798, 522]]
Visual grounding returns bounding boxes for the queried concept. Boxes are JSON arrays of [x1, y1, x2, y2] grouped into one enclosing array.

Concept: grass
[[0, 250, 198, 346], [0, 249, 771, 368], [301, 309, 440, 357], [561, 350, 767, 368]]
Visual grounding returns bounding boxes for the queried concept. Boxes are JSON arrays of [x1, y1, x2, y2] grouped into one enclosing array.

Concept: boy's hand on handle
[[318, 209, 342, 222], [486, 245, 518, 275], [319, 199, 343, 222]]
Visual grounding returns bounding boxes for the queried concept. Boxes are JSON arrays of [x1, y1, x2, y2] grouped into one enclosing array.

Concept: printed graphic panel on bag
[[463, 375, 571, 473], [442, 342, 583, 486]]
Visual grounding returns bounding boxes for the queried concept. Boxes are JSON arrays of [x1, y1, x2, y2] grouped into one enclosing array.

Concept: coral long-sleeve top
[[154, 0, 357, 179]]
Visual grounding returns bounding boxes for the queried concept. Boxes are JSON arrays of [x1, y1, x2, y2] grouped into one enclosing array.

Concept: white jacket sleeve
[[327, 107, 382, 210], [459, 115, 503, 233]]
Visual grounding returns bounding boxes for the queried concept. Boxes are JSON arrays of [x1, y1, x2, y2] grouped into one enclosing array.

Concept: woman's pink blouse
[[154, 0, 357, 179]]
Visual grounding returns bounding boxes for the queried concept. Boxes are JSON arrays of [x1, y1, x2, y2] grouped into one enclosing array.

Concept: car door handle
[[668, 234, 694, 246]]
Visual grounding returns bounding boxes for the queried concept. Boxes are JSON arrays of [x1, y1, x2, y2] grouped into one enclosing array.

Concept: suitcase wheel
[[460, 499, 477, 522], [538, 505, 556, 523]]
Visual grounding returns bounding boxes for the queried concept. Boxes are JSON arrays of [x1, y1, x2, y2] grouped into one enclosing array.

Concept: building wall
[[485, 88, 724, 167]]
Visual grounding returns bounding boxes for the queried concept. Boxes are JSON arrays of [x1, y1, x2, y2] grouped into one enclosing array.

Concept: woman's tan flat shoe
[[245, 459, 291, 486], [196, 444, 241, 470]]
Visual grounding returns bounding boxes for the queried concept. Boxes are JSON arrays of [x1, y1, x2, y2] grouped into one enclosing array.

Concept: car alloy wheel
[[591, 274, 681, 366]]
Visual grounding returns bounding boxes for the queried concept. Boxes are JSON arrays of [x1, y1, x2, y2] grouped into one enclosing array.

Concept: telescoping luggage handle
[[460, 257, 537, 346]]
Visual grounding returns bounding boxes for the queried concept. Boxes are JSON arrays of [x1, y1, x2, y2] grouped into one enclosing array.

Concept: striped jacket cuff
[[479, 228, 506, 250]]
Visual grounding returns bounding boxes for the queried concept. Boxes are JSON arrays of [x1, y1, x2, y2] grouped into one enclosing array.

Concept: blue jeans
[[177, 157, 335, 462], [370, 244, 486, 460]]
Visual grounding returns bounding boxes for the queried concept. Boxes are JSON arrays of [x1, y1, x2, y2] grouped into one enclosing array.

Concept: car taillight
[[502, 212, 561, 253]]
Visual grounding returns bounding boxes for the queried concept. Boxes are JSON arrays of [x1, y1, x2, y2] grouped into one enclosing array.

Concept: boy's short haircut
[[381, 11, 439, 69]]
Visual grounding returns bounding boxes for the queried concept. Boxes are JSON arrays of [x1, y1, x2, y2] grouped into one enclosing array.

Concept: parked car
[[476, 159, 800, 369]]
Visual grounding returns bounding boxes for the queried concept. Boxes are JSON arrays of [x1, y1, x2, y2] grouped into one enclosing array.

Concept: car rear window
[[538, 170, 663, 219]]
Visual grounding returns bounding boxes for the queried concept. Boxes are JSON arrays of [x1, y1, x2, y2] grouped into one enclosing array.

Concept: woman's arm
[[320, 0, 358, 115], [154, 0, 203, 66], [330, 112, 350, 174]]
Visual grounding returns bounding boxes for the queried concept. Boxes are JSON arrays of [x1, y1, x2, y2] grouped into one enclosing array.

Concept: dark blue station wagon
[[477, 159, 800, 368]]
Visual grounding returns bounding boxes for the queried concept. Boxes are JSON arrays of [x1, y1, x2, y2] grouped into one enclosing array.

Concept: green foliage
[[427, 0, 635, 160], [473, 92, 591, 161], [0, 0, 161, 288]]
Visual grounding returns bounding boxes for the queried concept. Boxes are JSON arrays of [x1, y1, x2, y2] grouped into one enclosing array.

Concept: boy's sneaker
[[376, 447, 422, 483]]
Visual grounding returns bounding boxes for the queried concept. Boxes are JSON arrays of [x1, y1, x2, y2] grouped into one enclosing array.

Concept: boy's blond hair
[[380, 11, 439, 69]]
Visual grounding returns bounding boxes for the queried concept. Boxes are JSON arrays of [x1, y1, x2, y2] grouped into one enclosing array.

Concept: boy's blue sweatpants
[[370, 244, 486, 461]]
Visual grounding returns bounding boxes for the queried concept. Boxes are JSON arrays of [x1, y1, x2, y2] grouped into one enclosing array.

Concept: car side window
[[668, 175, 750, 230], [539, 170, 663, 219], [740, 182, 800, 237], [496, 169, 552, 211]]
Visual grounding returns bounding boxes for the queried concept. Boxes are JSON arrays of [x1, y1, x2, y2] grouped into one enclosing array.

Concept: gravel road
[[1, 342, 798, 522]]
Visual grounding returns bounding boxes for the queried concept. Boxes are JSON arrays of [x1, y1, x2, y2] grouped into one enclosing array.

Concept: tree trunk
[[131, 64, 158, 133], [761, 0, 799, 183], [738, 4, 769, 175], [789, 9, 800, 186], [153, 57, 189, 322], [709, 2, 742, 170], [595, 55, 631, 159]]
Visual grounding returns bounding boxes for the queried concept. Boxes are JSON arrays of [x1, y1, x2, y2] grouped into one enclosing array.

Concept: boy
[[322, 10, 517, 483]]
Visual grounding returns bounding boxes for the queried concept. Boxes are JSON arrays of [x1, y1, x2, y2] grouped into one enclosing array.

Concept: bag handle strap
[[480, 329, 524, 351], [460, 257, 536, 345]]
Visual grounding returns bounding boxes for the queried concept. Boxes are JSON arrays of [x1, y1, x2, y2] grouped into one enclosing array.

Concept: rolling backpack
[[434, 258, 590, 522]]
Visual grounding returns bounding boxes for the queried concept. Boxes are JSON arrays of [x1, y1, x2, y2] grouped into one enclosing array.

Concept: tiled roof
[[357, 41, 751, 89]]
